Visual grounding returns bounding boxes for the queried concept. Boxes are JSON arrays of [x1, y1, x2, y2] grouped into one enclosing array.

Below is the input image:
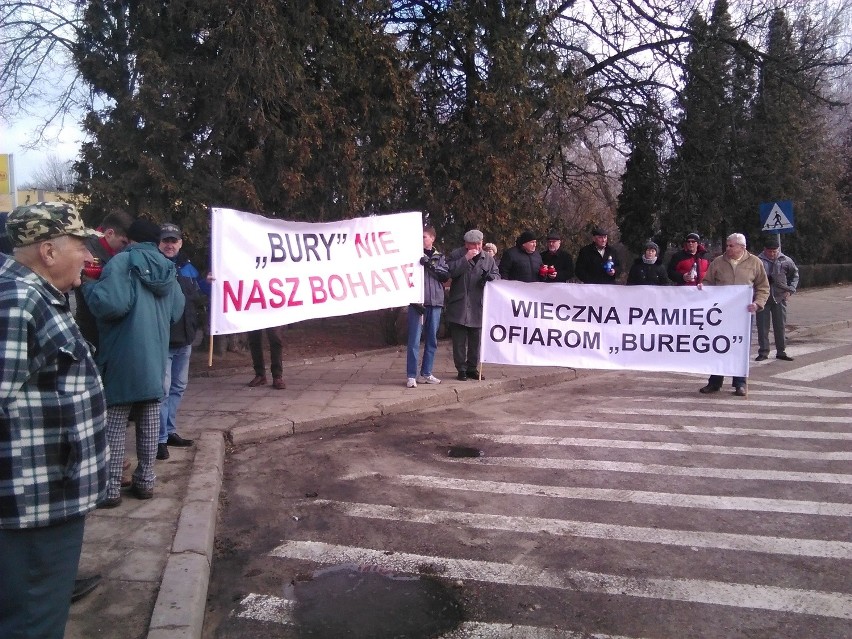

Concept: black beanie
[[127, 219, 161, 244], [516, 230, 536, 246]]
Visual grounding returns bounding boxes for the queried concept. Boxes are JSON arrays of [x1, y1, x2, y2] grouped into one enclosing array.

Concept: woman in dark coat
[[627, 241, 669, 286]]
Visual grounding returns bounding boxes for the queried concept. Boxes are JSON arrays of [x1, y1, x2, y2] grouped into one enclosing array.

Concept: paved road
[[206, 328, 852, 638]]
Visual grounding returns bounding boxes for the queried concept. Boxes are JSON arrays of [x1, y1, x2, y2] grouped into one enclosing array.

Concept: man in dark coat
[[499, 230, 543, 282], [540, 229, 574, 283], [575, 227, 621, 284]]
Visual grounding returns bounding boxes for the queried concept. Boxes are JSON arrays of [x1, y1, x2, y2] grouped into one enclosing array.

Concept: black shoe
[[98, 495, 122, 509], [755, 354, 768, 361], [699, 384, 721, 394], [456, 371, 468, 381], [466, 370, 483, 380], [166, 433, 193, 447], [130, 483, 154, 500], [776, 353, 794, 361], [156, 443, 170, 460], [71, 575, 101, 603], [733, 386, 747, 397]]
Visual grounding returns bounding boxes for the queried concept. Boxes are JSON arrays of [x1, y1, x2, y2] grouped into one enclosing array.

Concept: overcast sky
[[1, 115, 83, 187]]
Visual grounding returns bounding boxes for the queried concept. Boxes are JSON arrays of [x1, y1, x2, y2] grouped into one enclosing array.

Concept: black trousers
[[449, 322, 481, 372], [248, 326, 283, 377]]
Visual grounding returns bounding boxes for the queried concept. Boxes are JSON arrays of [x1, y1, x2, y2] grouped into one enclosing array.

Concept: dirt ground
[[189, 308, 405, 376]]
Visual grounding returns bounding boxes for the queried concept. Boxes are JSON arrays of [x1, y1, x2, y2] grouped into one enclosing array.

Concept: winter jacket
[[667, 245, 710, 285], [540, 248, 574, 283], [420, 248, 450, 307], [499, 246, 544, 282], [758, 251, 799, 303], [445, 248, 500, 327], [169, 257, 203, 348], [704, 251, 770, 310], [575, 243, 621, 284], [75, 235, 123, 348], [626, 257, 669, 286], [82, 242, 184, 405]]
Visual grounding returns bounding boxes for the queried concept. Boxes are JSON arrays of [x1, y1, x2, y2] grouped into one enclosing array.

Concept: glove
[[419, 255, 429, 266], [479, 271, 495, 287]]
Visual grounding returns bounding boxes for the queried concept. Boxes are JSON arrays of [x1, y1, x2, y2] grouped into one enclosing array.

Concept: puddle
[[447, 445, 483, 458], [289, 563, 463, 638]]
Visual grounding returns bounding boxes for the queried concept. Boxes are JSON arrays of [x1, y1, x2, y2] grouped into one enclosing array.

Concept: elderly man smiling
[[698, 233, 769, 397]]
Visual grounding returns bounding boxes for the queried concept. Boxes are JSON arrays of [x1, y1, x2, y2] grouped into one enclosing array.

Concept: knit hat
[[516, 230, 536, 246], [763, 235, 780, 249], [127, 219, 162, 244], [644, 241, 659, 252]]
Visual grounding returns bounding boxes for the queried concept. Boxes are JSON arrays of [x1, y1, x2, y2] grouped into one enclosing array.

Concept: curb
[[147, 431, 225, 639]]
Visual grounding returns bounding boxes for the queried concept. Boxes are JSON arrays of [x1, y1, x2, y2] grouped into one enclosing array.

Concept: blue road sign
[[759, 200, 794, 233]]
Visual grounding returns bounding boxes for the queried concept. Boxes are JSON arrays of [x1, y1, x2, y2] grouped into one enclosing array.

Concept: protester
[[83, 219, 184, 504], [445, 229, 500, 381], [539, 230, 574, 283], [406, 226, 450, 388], [698, 233, 769, 396], [499, 230, 544, 282], [627, 241, 669, 286], [667, 232, 709, 285], [483, 242, 498, 260], [575, 227, 621, 284], [75, 210, 134, 349], [156, 223, 206, 459], [756, 235, 799, 362], [0, 202, 107, 637], [247, 327, 285, 389]]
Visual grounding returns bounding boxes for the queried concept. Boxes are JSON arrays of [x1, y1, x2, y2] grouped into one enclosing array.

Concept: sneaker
[[755, 354, 768, 361], [406, 377, 417, 388], [418, 374, 441, 384], [156, 443, 170, 460], [776, 353, 794, 361], [699, 384, 721, 394], [733, 386, 747, 397]]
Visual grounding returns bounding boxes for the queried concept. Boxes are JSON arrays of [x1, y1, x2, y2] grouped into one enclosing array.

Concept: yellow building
[[0, 189, 87, 214]]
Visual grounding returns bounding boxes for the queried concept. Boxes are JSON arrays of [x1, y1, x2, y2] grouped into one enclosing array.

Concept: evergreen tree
[[616, 105, 666, 255]]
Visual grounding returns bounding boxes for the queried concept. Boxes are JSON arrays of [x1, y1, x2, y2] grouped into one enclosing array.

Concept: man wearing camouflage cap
[[0, 202, 108, 637]]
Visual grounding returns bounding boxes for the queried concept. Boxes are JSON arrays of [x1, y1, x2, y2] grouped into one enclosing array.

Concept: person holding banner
[[698, 233, 769, 396], [247, 327, 285, 389], [446, 229, 500, 381], [540, 230, 574, 283], [627, 241, 668, 286], [575, 227, 621, 284], [406, 226, 450, 388]]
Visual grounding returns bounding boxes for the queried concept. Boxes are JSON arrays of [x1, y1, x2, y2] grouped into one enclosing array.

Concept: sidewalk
[[64, 284, 852, 639]]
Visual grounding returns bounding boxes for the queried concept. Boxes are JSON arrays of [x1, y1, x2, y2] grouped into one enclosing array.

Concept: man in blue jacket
[[83, 219, 184, 505]]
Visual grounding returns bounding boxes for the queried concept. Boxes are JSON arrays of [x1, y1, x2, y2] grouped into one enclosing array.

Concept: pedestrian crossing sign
[[759, 200, 794, 233]]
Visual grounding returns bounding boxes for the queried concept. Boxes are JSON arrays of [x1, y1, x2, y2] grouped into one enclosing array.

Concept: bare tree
[[0, 0, 88, 144], [20, 154, 77, 191]]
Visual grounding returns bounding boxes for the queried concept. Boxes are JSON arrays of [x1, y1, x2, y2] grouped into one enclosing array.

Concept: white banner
[[481, 281, 753, 376], [210, 208, 423, 334]]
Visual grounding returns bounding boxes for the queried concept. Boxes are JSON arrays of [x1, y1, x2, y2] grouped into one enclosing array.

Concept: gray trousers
[[449, 322, 481, 372], [756, 297, 787, 356]]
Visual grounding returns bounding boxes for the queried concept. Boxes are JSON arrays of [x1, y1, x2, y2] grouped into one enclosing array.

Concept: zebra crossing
[[227, 347, 852, 638]]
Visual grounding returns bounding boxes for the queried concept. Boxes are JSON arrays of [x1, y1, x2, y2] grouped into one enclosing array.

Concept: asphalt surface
[[64, 284, 852, 639]]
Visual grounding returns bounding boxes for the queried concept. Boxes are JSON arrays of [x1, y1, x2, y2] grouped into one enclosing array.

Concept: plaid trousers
[[105, 401, 159, 498]]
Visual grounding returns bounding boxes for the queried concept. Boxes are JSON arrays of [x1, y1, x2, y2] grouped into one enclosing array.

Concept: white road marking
[[392, 475, 852, 516], [234, 594, 644, 638], [772, 355, 852, 382], [615, 397, 852, 410], [529, 419, 852, 440], [269, 541, 852, 619], [652, 376, 852, 397], [578, 407, 849, 424], [317, 500, 852, 559], [476, 434, 852, 460], [235, 593, 294, 624], [445, 456, 852, 485]]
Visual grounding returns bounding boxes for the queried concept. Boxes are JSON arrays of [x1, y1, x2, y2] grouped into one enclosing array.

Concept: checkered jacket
[[0, 257, 107, 528]]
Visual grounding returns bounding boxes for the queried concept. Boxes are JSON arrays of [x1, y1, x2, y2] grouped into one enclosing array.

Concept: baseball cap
[[6, 202, 102, 247], [160, 223, 182, 240]]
